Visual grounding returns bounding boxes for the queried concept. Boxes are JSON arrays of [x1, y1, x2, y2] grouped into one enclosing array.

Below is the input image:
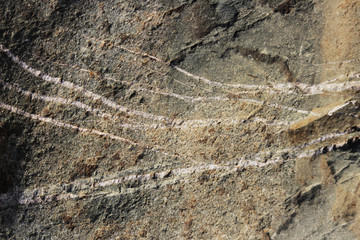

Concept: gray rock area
[[0, 0, 360, 239]]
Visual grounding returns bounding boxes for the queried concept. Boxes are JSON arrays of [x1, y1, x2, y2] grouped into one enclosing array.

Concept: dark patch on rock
[[184, 1, 216, 40], [0, 121, 28, 193], [337, 137, 360, 153]]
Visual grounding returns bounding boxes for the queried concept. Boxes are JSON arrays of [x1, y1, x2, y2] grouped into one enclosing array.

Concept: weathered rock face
[[0, 0, 360, 239]]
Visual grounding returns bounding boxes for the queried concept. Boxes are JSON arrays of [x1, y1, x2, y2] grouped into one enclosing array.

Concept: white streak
[[0, 79, 113, 119], [297, 80, 360, 95], [0, 80, 173, 131], [0, 101, 181, 159], [118, 45, 166, 64], [51, 60, 313, 115], [328, 102, 351, 116], [84, 36, 360, 97], [171, 117, 287, 129], [173, 66, 224, 87], [0, 101, 137, 144], [175, 67, 360, 95], [2, 131, 359, 206], [0, 44, 170, 122], [136, 86, 313, 115]]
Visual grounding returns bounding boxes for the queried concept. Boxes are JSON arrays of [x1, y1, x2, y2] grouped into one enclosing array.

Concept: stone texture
[[0, 0, 360, 239]]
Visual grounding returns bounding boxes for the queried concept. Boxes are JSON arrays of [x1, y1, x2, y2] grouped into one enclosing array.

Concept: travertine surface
[[0, 0, 360, 239]]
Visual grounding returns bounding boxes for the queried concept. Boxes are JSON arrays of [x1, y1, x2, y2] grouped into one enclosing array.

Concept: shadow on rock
[[0, 120, 30, 238]]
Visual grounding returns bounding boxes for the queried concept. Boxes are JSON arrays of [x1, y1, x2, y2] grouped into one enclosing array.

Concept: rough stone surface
[[0, 0, 360, 239]]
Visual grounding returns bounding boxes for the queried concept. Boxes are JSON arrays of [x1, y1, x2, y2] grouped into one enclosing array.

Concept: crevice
[[275, 211, 297, 235], [336, 137, 360, 153], [274, 0, 298, 15], [162, 3, 187, 17], [232, 12, 272, 39]]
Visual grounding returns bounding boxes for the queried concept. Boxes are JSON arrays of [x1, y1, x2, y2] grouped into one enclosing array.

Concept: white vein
[[99, 39, 360, 96], [0, 101, 138, 145], [0, 79, 113, 119], [1, 130, 357, 206], [52, 60, 315, 116], [0, 44, 171, 122], [328, 101, 356, 116]]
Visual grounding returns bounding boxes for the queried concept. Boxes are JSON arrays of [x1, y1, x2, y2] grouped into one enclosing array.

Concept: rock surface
[[0, 0, 360, 239]]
